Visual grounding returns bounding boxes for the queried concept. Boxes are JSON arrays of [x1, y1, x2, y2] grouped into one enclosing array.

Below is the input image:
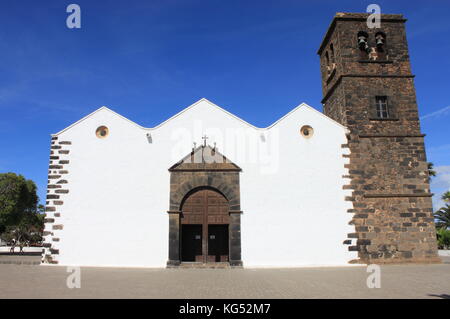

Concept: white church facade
[[42, 98, 357, 268], [42, 12, 441, 268]]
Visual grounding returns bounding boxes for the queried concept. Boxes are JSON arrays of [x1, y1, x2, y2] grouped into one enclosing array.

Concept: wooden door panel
[[181, 225, 202, 262], [208, 225, 229, 262], [181, 188, 230, 262]]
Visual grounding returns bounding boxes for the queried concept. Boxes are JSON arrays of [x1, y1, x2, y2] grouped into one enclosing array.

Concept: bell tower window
[[357, 31, 369, 59], [330, 43, 336, 70], [325, 51, 330, 74], [375, 32, 387, 60], [375, 96, 389, 118], [375, 32, 386, 48]]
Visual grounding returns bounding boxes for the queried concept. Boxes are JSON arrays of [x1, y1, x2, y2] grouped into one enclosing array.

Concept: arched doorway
[[181, 188, 230, 263], [167, 144, 242, 267]]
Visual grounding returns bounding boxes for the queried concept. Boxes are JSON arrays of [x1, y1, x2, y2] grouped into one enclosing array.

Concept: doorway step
[[178, 262, 232, 269]]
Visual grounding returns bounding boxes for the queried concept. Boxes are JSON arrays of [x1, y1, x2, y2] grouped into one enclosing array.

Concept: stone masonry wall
[[344, 134, 438, 263], [42, 136, 71, 264]]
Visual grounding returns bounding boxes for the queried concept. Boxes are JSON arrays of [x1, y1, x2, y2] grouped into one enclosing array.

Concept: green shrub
[[436, 228, 450, 250]]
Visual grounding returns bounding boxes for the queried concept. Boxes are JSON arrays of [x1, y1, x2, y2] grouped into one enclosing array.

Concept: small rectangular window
[[375, 96, 389, 118]]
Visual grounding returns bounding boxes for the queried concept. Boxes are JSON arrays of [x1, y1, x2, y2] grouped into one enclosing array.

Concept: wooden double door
[[181, 189, 229, 263]]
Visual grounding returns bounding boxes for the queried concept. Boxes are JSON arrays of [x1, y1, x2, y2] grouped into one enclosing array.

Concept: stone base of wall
[[349, 256, 441, 265], [172, 262, 242, 269]]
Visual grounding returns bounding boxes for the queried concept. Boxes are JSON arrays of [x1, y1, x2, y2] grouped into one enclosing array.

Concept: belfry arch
[[167, 145, 243, 267]]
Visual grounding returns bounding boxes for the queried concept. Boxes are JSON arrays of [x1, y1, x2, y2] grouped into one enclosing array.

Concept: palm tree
[[434, 192, 450, 230], [428, 162, 436, 178]]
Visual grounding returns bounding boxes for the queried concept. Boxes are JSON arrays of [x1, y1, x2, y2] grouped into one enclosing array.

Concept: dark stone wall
[[318, 13, 439, 264], [333, 77, 422, 135]]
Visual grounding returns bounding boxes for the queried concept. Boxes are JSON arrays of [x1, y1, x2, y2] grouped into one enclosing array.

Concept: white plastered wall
[[45, 99, 356, 267]]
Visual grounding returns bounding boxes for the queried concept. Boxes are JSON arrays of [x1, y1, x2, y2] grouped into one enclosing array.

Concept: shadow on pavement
[[428, 294, 450, 299]]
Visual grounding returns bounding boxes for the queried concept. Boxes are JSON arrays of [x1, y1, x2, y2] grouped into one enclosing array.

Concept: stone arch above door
[[170, 173, 241, 212], [166, 145, 242, 267]]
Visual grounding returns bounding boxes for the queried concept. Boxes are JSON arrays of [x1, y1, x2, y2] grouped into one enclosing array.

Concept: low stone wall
[[0, 247, 43, 253], [438, 250, 450, 257]]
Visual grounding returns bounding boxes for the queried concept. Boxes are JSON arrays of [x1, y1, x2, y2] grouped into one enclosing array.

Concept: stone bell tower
[[318, 12, 439, 263]]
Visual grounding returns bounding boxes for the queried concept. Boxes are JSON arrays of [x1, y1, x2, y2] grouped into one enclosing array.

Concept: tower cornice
[[317, 13, 406, 55], [321, 74, 415, 104]]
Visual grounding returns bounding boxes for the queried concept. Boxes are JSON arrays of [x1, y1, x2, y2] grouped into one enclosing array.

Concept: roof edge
[[51, 98, 348, 136], [267, 102, 348, 131], [151, 98, 260, 130], [52, 106, 146, 136]]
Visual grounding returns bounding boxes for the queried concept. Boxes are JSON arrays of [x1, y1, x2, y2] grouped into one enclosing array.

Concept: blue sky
[[0, 0, 449, 208]]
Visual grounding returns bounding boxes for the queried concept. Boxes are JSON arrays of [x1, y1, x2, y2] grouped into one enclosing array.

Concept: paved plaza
[[0, 255, 449, 299]]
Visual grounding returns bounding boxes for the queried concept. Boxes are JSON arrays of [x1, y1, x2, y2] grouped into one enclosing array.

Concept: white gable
[[53, 98, 346, 136]]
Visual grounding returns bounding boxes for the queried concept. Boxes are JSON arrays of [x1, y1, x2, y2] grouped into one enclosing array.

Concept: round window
[[96, 126, 109, 139], [300, 125, 314, 138]]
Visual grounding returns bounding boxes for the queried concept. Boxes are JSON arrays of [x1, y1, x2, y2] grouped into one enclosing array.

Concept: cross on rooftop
[[202, 134, 208, 146]]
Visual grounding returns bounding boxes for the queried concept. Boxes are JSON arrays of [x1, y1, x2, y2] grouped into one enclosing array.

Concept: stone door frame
[[167, 170, 242, 267]]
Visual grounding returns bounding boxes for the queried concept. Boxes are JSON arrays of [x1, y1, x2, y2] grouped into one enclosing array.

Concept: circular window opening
[[300, 125, 314, 138], [96, 126, 109, 139]]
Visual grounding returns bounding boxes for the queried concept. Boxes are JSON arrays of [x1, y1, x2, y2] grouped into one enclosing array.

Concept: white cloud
[[420, 105, 450, 120], [432, 166, 450, 187], [431, 165, 450, 210], [427, 144, 450, 152]]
